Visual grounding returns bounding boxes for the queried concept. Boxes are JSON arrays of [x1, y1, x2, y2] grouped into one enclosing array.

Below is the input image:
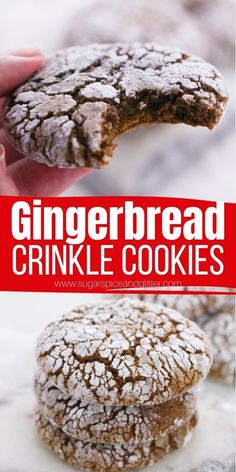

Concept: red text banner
[[0, 196, 235, 293]]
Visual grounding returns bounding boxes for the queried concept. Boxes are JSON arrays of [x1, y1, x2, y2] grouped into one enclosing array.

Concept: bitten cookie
[[3, 44, 227, 169], [35, 368, 197, 443], [35, 409, 198, 472], [36, 298, 212, 406]]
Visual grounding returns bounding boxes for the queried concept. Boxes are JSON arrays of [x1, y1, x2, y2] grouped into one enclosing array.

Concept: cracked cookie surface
[[3, 44, 227, 168], [36, 298, 212, 406], [35, 409, 197, 472], [35, 368, 197, 443]]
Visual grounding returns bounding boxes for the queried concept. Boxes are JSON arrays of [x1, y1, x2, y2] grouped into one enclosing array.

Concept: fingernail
[[0, 144, 6, 172]]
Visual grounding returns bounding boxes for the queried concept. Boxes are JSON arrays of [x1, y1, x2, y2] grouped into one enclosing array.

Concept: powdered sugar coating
[[35, 409, 197, 472], [36, 298, 212, 406], [35, 368, 197, 443], [4, 43, 227, 169]]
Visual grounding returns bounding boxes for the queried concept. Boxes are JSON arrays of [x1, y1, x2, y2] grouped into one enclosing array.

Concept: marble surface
[[0, 292, 235, 472]]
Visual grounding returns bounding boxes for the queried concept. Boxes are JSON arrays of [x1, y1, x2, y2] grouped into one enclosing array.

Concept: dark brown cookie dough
[[36, 298, 212, 406], [3, 44, 227, 168], [35, 409, 198, 472], [35, 368, 197, 443]]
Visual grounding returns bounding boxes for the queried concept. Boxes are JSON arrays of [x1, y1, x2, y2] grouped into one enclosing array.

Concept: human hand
[[0, 47, 92, 196]]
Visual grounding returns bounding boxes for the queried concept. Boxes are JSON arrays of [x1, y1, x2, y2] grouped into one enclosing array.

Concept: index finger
[[0, 53, 45, 163]]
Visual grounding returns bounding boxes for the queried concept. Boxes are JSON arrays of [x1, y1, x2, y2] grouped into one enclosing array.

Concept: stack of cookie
[[35, 298, 212, 472]]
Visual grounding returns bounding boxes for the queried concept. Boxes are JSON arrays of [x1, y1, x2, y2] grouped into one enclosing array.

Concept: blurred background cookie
[[36, 298, 212, 405], [35, 409, 198, 472], [35, 298, 208, 470], [61, 0, 235, 197], [65, 0, 206, 58], [121, 291, 235, 385], [182, 0, 234, 68], [3, 43, 227, 169], [0, 0, 234, 199]]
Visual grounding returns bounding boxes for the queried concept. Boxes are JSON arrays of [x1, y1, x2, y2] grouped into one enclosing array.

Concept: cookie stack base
[[35, 410, 198, 472]]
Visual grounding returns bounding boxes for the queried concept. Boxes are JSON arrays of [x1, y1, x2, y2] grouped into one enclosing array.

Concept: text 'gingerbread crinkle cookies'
[[3, 44, 227, 169], [35, 409, 198, 472], [34, 368, 197, 443], [36, 298, 212, 406]]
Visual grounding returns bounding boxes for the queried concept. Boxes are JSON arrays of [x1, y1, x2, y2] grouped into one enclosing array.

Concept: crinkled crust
[[35, 369, 197, 443], [35, 409, 198, 472], [3, 43, 227, 169], [36, 298, 212, 406]]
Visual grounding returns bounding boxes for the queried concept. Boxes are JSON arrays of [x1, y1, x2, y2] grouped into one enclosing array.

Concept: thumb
[[0, 54, 44, 97]]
